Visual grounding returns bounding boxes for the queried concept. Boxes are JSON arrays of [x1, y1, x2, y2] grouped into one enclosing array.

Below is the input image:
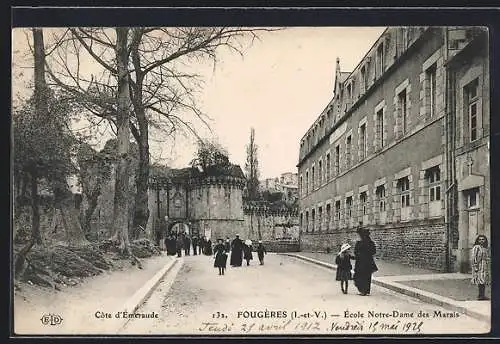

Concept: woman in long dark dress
[[353, 227, 378, 296], [213, 239, 228, 275]]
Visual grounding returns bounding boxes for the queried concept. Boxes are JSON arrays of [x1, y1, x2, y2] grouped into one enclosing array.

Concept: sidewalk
[[282, 252, 490, 323], [14, 253, 178, 334]]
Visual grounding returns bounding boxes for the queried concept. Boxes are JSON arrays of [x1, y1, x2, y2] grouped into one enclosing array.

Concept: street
[[121, 253, 490, 335]]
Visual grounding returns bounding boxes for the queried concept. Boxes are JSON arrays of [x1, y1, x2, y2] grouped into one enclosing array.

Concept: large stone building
[[297, 27, 489, 272], [146, 165, 247, 242], [146, 165, 300, 244]]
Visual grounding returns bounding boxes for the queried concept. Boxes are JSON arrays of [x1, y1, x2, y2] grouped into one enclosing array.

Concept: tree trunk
[[82, 192, 99, 233], [132, 133, 150, 240], [130, 32, 151, 241], [60, 194, 88, 246], [112, 27, 133, 257], [30, 171, 42, 245]]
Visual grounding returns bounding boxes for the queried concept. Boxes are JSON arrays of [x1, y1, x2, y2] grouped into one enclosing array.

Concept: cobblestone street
[[122, 254, 490, 335]]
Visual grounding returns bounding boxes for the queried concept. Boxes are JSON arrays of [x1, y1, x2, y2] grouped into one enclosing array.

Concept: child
[[335, 243, 353, 294], [471, 235, 490, 300], [257, 240, 267, 265], [213, 239, 228, 275]]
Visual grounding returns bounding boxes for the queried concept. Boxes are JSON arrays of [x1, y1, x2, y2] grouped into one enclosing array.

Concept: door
[[467, 210, 479, 272]]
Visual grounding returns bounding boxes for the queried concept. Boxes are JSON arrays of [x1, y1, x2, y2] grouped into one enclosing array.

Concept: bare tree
[[245, 127, 260, 201], [44, 27, 280, 241]]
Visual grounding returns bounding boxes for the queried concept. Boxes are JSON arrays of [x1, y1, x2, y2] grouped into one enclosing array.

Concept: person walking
[[243, 240, 253, 266], [176, 234, 184, 258], [213, 238, 228, 276], [184, 235, 191, 256], [256, 240, 267, 265], [230, 235, 244, 267], [192, 235, 199, 256], [206, 238, 213, 256], [335, 243, 354, 294], [472, 235, 490, 300], [353, 226, 378, 296], [224, 237, 231, 253]]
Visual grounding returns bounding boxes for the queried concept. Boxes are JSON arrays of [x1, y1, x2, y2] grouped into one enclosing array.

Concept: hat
[[259, 240, 262, 243], [245, 239, 252, 246], [339, 243, 351, 254]]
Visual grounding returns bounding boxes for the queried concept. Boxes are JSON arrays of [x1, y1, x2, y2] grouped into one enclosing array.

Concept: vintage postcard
[[11, 24, 491, 336]]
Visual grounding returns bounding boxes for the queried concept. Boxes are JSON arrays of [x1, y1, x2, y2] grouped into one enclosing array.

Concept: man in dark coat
[[230, 235, 244, 267], [176, 234, 184, 258], [184, 235, 191, 256], [224, 237, 231, 253], [353, 226, 378, 296]]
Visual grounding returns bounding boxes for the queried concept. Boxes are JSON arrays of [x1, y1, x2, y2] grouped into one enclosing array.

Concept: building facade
[[297, 27, 489, 272]]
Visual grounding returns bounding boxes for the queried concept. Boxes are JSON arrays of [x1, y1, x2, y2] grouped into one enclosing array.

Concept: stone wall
[[261, 240, 300, 253], [300, 219, 447, 271], [242, 211, 299, 242]]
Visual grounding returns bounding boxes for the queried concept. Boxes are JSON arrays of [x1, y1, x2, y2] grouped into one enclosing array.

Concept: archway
[[169, 221, 191, 236]]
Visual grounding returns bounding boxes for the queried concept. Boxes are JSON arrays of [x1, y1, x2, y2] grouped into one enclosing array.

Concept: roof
[[167, 164, 245, 181]]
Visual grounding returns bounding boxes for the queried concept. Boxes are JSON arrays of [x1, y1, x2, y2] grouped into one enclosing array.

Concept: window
[[305, 171, 309, 194], [326, 153, 331, 181], [427, 166, 442, 217], [376, 185, 386, 212], [311, 209, 316, 232], [425, 64, 437, 117], [466, 188, 479, 208], [318, 206, 323, 232], [359, 123, 367, 160], [398, 176, 411, 221], [465, 79, 479, 142], [361, 66, 367, 92], [346, 135, 352, 168], [377, 43, 385, 77], [398, 89, 408, 134], [300, 176, 303, 196], [300, 213, 303, 228], [346, 196, 353, 219], [335, 145, 340, 175], [335, 200, 341, 222], [360, 192, 368, 215], [326, 204, 331, 231], [318, 160, 323, 185], [312, 166, 315, 190], [376, 108, 385, 149], [305, 211, 309, 232], [427, 167, 441, 202]]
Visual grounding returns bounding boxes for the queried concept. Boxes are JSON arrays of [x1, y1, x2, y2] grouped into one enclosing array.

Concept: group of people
[[163, 232, 214, 257], [334, 226, 490, 301], [334, 226, 377, 296], [213, 235, 267, 276]]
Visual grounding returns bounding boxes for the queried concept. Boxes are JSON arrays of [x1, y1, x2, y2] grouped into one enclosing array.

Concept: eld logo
[[40, 313, 63, 326]]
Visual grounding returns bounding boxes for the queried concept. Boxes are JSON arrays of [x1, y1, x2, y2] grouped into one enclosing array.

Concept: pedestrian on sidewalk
[[243, 240, 253, 266], [353, 226, 378, 296], [335, 243, 353, 294], [472, 235, 490, 300], [224, 237, 231, 253], [257, 240, 267, 265], [214, 238, 228, 275]]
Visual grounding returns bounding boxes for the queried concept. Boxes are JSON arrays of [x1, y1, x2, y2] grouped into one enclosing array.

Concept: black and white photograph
[[11, 23, 492, 335]]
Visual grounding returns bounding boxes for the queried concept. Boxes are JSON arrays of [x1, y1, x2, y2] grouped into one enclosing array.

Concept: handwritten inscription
[[197, 308, 462, 334]]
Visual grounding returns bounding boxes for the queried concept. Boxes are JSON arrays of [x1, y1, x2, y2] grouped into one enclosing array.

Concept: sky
[[12, 27, 385, 179]]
